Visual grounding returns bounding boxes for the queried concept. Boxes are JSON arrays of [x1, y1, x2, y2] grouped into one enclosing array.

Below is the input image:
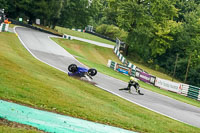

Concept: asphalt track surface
[[15, 27, 200, 128]]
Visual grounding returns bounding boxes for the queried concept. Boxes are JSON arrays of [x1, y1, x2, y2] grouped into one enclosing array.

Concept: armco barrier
[[181, 84, 189, 96], [187, 85, 200, 100], [107, 60, 117, 70], [114, 42, 141, 71], [181, 84, 200, 100], [114, 46, 127, 64], [0, 23, 9, 32]]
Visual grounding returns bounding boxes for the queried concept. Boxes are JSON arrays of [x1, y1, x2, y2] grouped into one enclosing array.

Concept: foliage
[[96, 24, 128, 41], [0, 0, 8, 10], [106, 0, 200, 87], [4, 0, 96, 29], [58, 0, 92, 29]]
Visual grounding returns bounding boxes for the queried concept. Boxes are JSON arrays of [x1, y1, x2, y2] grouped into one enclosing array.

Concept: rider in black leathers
[[119, 77, 143, 95]]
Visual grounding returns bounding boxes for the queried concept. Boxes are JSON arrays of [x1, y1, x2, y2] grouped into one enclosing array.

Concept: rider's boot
[[138, 90, 144, 95]]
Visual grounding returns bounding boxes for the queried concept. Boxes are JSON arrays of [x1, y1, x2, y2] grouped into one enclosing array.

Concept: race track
[[15, 27, 200, 128]]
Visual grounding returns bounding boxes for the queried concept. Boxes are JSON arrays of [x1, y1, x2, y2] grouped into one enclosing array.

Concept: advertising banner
[[135, 71, 156, 84], [155, 78, 182, 94], [116, 64, 131, 75], [138, 72, 151, 83], [36, 19, 40, 25]]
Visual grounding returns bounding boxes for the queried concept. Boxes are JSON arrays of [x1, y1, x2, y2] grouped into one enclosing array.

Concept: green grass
[[0, 126, 40, 133], [0, 32, 200, 133], [52, 38, 200, 108], [0, 119, 42, 133], [55, 26, 116, 45]]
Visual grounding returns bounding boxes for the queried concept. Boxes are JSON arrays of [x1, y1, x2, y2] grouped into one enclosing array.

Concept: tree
[[59, 0, 92, 28], [0, 0, 8, 10], [89, 0, 107, 26], [112, 0, 178, 61]]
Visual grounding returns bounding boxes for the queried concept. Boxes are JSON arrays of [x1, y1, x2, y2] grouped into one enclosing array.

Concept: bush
[[96, 24, 127, 41], [96, 24, 108, 35]]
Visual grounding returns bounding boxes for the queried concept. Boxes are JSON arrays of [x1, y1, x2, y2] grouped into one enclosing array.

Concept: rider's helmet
[[130, 77, 134, 81], [130, 77, 138, 82]]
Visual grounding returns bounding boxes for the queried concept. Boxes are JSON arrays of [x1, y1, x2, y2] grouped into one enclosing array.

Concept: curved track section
[[15, 27, 200, 128]]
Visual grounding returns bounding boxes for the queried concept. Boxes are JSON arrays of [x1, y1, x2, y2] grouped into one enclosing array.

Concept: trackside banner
[[155, 78, 182, 94], [107, 60, 135, 76], [135, 71, 156, 85], [116, 64, 131, 75]]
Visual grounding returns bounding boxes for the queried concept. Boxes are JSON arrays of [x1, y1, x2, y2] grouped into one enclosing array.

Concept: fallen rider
[[119, 77, 144, 95]]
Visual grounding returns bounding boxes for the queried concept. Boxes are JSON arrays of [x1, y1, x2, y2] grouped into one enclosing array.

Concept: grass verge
[[0, 119, 43, 133], [55, 26, 116, 45], [0, 32, 199, 132]]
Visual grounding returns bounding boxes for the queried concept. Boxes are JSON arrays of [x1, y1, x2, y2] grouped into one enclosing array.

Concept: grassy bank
[[55, 26, 116, 45], [0, 126, 40, 133], [29, 25, 115, 45], [52, 38, 200, 108], [0, 119, 43, 133], [0, 32, 199, 132]]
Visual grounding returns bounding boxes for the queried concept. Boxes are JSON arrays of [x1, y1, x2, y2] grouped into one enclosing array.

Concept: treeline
[[102, 0, 200, 86], [0, 0, 200, 86], [0, 0, 99, 29]]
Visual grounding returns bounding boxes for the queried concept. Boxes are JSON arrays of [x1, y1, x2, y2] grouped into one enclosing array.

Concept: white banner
[[155, 78, 182, 94], [36, 19, 40, 25]]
